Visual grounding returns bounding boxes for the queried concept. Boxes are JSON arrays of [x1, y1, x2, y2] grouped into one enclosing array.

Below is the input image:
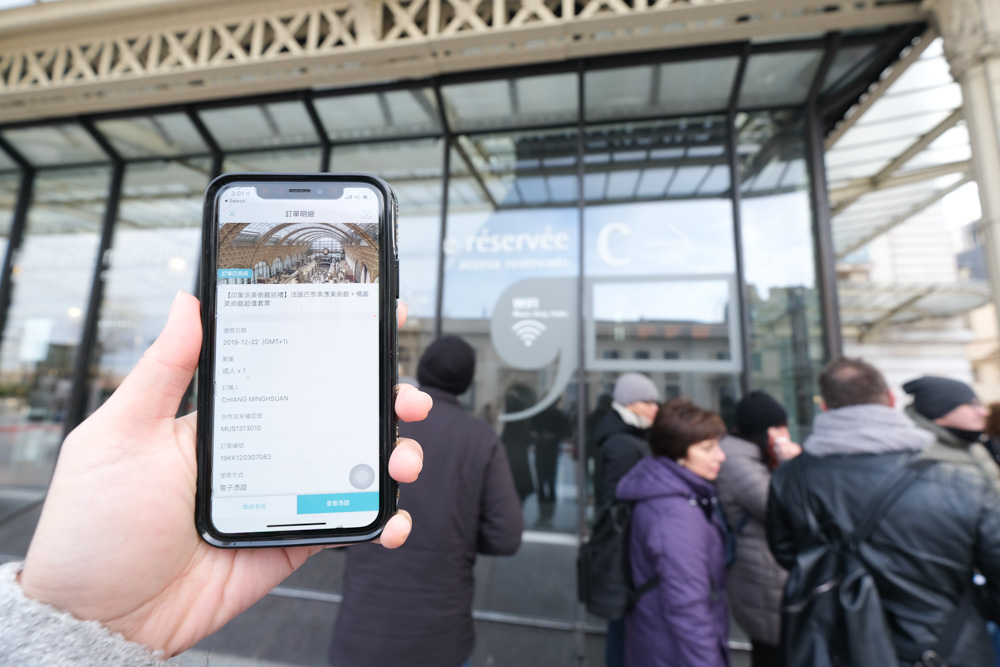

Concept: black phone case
[[195, 172, 399, 548]]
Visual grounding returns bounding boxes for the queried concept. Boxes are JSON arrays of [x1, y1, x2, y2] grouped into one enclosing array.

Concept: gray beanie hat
[[613, 373, 660, 406]]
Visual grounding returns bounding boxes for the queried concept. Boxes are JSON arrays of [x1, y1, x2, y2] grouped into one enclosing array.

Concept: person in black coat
[[768, 357, 1000, 667], [330, 335, 524, 667], [593, 373, 660, 509], [591, 372, 660, 667]]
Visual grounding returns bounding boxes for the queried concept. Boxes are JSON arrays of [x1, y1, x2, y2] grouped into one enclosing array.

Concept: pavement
[[0, 488, 749, 666]]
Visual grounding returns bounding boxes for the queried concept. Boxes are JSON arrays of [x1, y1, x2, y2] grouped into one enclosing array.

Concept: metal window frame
[[583, 274, 744, 375], [727, 44, 752, 394], [0, 28, 872, 438], [63, 120, 125, 439], [0, 135, 33, 366], [807, 36, 845, 362]]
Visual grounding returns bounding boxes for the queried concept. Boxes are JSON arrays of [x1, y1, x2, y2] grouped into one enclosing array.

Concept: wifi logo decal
[[512, 319, 547, 347]]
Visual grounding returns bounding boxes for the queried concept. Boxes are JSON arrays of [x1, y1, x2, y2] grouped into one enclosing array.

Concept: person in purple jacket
[[616, 397, 730, 667]]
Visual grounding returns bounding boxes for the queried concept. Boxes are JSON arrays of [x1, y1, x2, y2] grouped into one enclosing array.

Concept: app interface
[[212, 183, 382, 533]]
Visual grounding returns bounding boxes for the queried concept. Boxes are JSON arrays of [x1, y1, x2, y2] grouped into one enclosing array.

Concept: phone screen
[[208, 182, 385, 535]]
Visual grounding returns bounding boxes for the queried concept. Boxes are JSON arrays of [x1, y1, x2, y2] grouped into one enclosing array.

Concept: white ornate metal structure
[[0, 0, 925, 122]]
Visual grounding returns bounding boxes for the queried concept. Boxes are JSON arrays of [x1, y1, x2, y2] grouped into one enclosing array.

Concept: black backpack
[[576, 500, 658, 620], [781, 455, 973, 667]]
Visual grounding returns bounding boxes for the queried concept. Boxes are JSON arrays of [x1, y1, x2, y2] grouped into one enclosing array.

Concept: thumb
[[101, 291, 202, 422]]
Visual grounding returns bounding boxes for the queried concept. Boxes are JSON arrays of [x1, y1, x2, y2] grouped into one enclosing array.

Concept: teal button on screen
[[297, 492, 379, 514]]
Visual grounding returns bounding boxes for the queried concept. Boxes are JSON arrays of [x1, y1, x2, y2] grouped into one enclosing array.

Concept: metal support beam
[[451, 139, 500, 211], [825, 25, 938, 150], [432, 82, 451, 340], [572, 61, 589, 662], [187, 108, 222, 179], [829, 159, 970, 206], [63, 159, 125, 438], [858, 287, 932, 342], [0, 167, 34, 366], [727, 44, 751, 396], [831, 109, 964, 215], [836, 174, 972, 259], [806, 99, 844, 360], [302, 93, 331, 171]]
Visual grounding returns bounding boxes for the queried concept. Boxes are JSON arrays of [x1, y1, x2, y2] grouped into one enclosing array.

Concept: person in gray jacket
[[330, 335, 523, 667], [716, 391, 800, 667], [0, 294, 433, 665]]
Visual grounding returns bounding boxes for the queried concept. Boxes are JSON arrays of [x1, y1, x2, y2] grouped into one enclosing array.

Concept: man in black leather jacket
[[768, 357, 1000, 667]]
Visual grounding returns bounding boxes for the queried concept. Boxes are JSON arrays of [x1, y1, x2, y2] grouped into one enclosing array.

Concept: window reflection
[[200, 102, 319, 151], [583, 117, 729, 203], [330, 139, 443, 321], [0, 168, 110, 487], [223, 148, 323, 173], [314, 89, 439, 141], [739, 51, 823, 107], [580, 114, 741, 526], [822, 44, 879, 97], [585, 58, 740, 122], [441, 73, 578, 132], [443, 127, 580, 533], [738, 111, 824, 439], [0, 173, 17, 260], [2, 125, 108, 167], [454, 127, 579, 208], [85, 160, 208, 416], [95, 114, 209, 159], [588, 280, 736, 369], [0, 149, 15, 171]]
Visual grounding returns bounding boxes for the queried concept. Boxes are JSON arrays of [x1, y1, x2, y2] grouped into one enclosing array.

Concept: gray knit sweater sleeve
[[0, 561, 165, 665]]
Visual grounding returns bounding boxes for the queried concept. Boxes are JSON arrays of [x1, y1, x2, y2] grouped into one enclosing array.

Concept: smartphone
[[195, 173, 399, 548]]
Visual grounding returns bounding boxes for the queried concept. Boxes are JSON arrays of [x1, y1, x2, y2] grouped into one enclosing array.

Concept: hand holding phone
[[19, 292, 430, 658], [196, 174, 400, 547]]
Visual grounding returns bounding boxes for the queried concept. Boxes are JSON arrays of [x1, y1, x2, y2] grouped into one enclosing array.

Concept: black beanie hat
[[735, 391, 788, 437], [902, 376, 977, 420], [417, 335, 475, 396]]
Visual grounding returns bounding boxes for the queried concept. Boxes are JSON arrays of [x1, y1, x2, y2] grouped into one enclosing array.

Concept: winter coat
[[906, 404, 1000, 494], [768, 404, 1000, 667], [715, 434, 786, 646], [594, 408, 649, 509], [330, 386, 524, 667], [616, 456, 730, 667]]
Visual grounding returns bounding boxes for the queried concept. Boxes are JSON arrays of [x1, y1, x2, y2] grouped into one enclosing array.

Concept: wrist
[[1, 562, 164, 664]]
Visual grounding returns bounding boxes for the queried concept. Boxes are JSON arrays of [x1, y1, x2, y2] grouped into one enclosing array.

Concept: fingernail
[[403, 450, 423, 471], [166, 290, 190, 323]]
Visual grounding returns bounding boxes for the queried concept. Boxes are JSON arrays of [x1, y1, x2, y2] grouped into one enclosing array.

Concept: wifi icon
[[512, 319, 547, 347]]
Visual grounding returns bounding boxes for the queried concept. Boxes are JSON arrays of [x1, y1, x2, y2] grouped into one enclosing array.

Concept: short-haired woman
[[616, 397, 730, 667]]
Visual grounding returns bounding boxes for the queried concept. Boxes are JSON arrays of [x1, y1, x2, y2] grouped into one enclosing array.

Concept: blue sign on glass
[[218, 269, 253, 279], [297, 492, 379, 514]]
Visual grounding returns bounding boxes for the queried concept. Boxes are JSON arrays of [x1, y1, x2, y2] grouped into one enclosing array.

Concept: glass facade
[[737, 111, 825, 440], [0, 32, 888, 659], [0, 168, 110, 486]]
